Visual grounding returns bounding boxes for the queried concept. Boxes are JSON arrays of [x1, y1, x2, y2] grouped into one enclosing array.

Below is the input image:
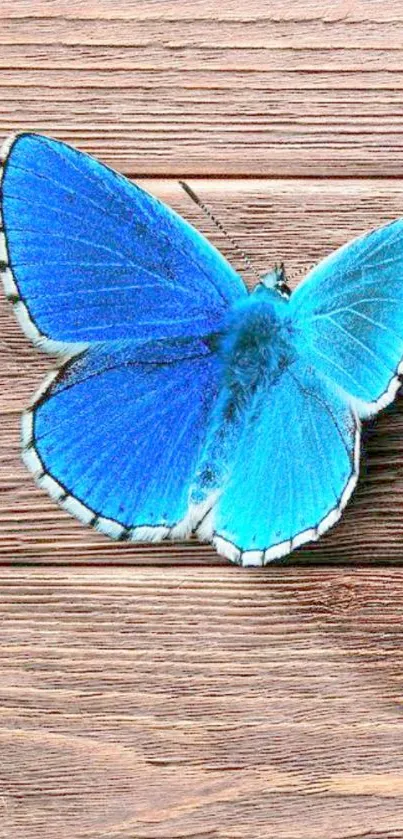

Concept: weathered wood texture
[[2, 178, 403, 563], [2, 3, 403, 837], [1, 567, 403, 839], [2, 0, 403, 177]]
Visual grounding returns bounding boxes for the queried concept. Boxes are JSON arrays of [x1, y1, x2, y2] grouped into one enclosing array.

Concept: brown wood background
[[2, 1, 403, 836]]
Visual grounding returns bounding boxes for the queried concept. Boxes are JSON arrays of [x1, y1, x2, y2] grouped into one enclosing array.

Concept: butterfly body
[[217, 289, 296, 399], [1, 132, 403, 565]]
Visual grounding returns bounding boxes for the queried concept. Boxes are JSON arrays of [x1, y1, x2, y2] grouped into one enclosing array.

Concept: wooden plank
[[1, 565, 403, 838], [1, 1, 403, 176], [1, 177, 403, 564]]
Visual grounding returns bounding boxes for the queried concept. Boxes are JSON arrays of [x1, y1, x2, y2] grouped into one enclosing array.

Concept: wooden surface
[[2, 0, 403, 177], [2, 567, 403, 839], [2, 1, 403, 837]]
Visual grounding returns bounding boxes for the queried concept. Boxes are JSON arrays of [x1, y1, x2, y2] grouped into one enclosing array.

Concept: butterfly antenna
[[285, 262, 316, 286], [179, 180, 260, 283]]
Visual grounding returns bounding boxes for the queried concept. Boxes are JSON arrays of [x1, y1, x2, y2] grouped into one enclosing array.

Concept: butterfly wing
[[23, 340, 222, 539], [194, 365, 359, 565], [210, 218, 403, 565], [1, 133, 247, 541], [0, 133, 246, 352], [289, 220, 403, 416]]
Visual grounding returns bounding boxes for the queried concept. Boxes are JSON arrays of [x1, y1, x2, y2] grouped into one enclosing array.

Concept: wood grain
[[2, 177, 403, 564], [1, 0, 403, 177], [0, 566, 403, 839], [2, 3, 403, 834]]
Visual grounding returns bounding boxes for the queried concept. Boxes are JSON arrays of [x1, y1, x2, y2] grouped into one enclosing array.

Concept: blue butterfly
[[1, 133, 402, 566]]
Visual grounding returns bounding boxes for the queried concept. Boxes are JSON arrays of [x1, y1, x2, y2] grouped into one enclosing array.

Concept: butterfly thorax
[[218, 290, 297, 402]]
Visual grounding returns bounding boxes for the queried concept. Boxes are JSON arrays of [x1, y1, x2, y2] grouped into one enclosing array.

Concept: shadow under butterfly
[[1, 133, 403, 566]]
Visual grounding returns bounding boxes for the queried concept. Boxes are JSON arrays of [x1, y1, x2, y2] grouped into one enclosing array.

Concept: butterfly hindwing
[[0, 133, 246, 352], [23, 339, 222, 539], [197, 365, 360, 565]]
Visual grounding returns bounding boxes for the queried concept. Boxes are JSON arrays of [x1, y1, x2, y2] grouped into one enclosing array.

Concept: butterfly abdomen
[[189, 292, 299, 537]]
